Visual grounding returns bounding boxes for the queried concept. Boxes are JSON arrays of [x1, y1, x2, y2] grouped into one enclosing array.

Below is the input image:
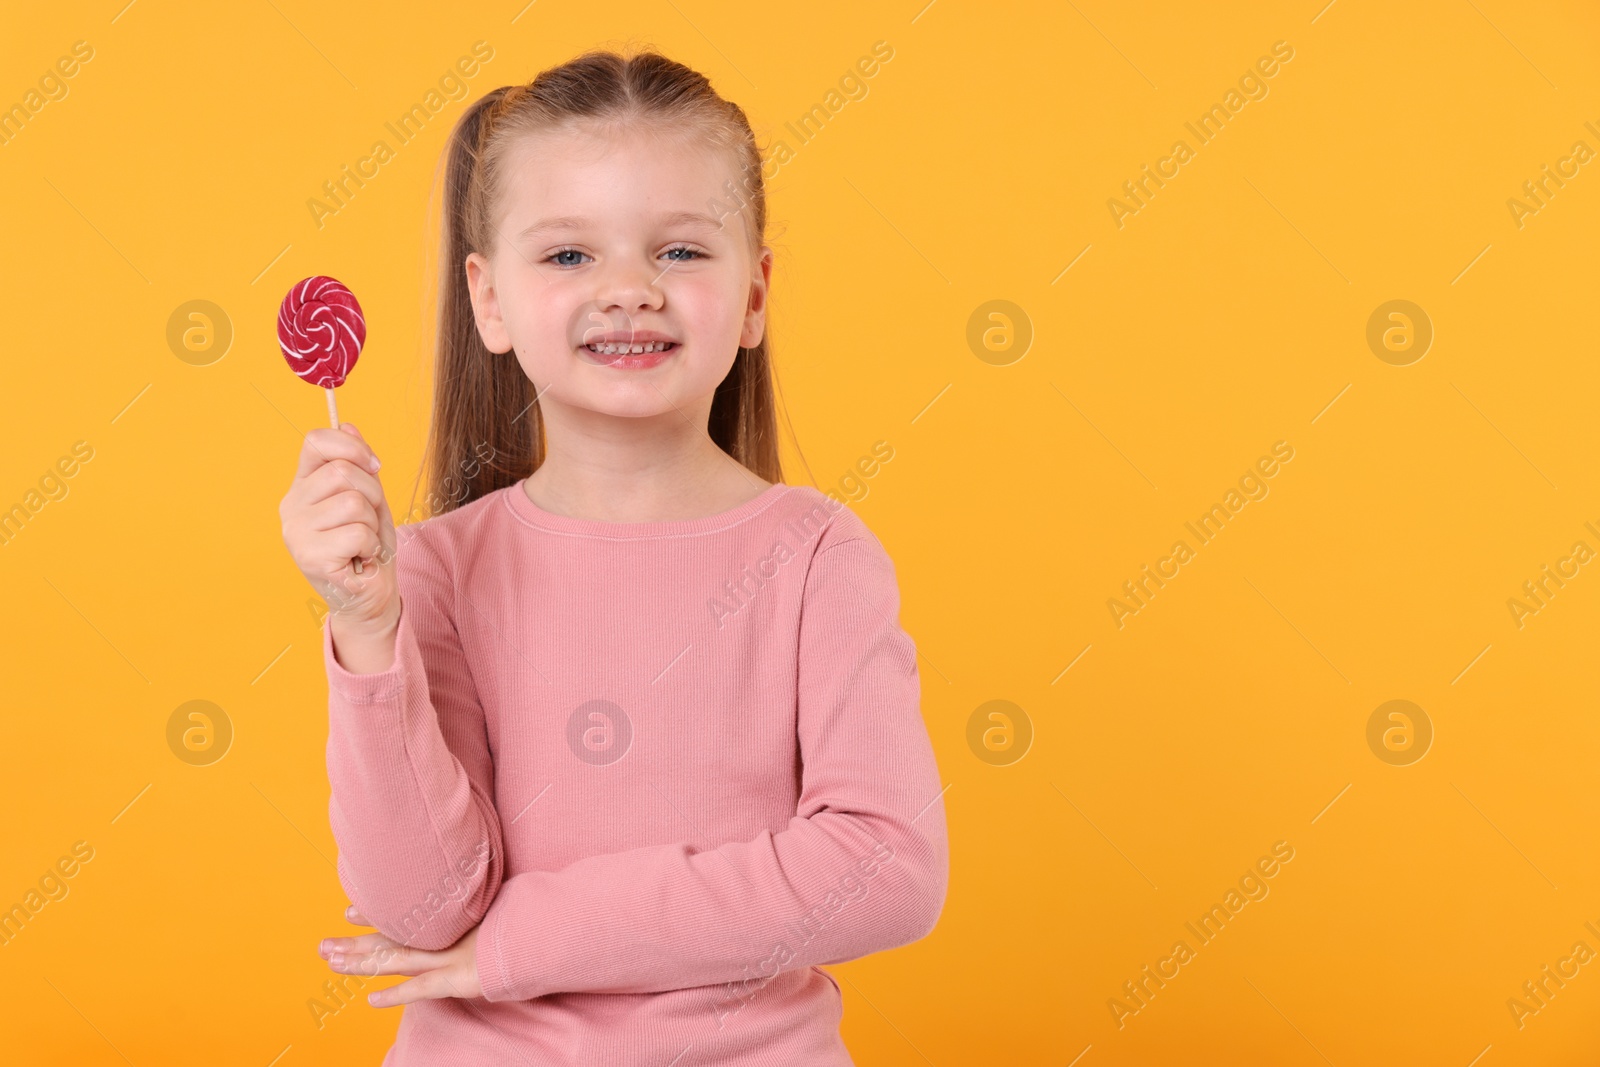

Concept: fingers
[[323, 520, 384, 566], [317, 500, 377, 544], [320, 935, 439, 978], [295, 423, 382, 481], [372, 968, 474, 1008], [300, 486, 387, 572], [346, 905, 369, 925], [315, 911, 477, 1008], [301, 455, 386, 515]]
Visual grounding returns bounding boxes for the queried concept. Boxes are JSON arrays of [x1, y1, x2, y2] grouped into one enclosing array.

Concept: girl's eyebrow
[[517, 210, 727, 239]]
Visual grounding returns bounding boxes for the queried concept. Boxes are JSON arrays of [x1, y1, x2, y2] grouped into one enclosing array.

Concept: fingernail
[[319, 939, 329, 955], [369, 456, 381, 472]]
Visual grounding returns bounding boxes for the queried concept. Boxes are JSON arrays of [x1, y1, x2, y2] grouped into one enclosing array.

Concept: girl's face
[[464, 122, 772, 423]]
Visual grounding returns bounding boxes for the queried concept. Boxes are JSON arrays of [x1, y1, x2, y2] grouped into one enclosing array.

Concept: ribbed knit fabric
[[321, 479, 949, 1065]]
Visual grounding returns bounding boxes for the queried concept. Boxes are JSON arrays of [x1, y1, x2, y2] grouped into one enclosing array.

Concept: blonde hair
[[410, 47, 784, 520]]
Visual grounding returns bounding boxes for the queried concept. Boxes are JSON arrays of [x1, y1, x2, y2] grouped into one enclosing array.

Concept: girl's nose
[[595, 257, 665, 310]]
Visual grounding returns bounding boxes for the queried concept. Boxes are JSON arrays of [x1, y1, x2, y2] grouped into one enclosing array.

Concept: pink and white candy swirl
[[276, 275, 366, 388]]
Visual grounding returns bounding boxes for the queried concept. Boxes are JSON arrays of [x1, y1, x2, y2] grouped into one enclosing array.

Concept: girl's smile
[[577, 342, 678, 369], [577, 329, 681, 368]]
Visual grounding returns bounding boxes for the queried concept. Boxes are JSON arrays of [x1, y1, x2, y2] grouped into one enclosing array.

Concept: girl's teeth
[[586, 341, 672, 355]]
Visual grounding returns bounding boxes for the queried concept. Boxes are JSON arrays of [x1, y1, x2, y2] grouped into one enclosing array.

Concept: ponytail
[[409, 87, 539, 524]]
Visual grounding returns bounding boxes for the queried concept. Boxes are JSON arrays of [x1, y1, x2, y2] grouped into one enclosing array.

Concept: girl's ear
[[465, 252, 514, 354], [739, 246, 775, 349]]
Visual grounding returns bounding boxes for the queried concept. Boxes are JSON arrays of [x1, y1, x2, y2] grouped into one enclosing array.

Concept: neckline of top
[[502, 477, 792, 539]]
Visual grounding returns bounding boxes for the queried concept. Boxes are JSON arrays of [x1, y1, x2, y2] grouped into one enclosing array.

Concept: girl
[[280, 48, 948, 1065]]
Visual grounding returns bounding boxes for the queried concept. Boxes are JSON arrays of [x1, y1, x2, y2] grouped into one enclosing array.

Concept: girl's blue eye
[[543, 246, 704, 268]]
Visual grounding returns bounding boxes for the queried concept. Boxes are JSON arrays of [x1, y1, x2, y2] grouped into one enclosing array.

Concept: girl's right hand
[[280, 423, 400, 636]]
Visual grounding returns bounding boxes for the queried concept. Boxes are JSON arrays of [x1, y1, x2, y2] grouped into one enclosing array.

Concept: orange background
[[2, 1, 1598, 1064]]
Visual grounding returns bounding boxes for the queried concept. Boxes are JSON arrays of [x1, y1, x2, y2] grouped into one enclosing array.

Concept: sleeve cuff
[[322, 601, 412, 706], [475, 890, 536, 1002]]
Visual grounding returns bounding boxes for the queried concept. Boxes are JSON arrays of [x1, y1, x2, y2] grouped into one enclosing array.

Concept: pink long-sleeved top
[[321, 478, 949, 1065]]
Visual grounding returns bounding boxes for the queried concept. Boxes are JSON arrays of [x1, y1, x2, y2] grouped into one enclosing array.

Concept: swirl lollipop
[[277, 275, 370, 572], [277, 275, 366, 429]]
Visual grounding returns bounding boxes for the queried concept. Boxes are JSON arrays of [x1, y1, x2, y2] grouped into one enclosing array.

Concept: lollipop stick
[[324, 386, 365, 575]]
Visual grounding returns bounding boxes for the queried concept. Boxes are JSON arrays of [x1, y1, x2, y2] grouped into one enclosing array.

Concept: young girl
[[280, 48, 948, 1065]]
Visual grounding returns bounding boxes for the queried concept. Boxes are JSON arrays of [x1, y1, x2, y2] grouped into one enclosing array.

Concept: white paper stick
[[326, 386, 364, 574]]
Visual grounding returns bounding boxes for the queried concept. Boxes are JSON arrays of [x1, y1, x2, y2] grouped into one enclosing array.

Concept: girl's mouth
[[578, 341, 678, 369]]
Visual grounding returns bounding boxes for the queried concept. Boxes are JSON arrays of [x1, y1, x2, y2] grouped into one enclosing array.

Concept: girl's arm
[[323, 526, 504, 952], [471, 530, 950, 1004]]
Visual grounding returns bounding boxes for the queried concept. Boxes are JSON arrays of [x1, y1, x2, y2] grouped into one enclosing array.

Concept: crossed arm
[[321, 527, 949, 1004]]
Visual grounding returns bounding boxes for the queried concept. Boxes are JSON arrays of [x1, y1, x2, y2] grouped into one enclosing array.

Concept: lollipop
[[277, 275, 366, 429], [277, 275, 370, 573]]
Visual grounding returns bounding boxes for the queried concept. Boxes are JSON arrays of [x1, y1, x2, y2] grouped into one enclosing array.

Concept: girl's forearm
[[322, 543, 506, 951], [473, 807, 947, 1003], [328, 599, 403, 674]]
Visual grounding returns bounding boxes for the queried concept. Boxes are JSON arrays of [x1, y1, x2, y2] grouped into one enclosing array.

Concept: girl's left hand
[[318, 905, 483, 1007]]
